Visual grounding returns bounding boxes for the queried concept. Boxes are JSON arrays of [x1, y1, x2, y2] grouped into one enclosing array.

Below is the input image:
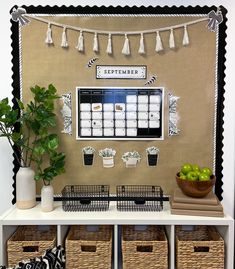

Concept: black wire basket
[[116, 185, 164, 212], [61, 185, 110, 212]]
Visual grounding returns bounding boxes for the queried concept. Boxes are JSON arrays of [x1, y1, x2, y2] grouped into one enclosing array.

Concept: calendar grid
[[76, 87, 164, 140]]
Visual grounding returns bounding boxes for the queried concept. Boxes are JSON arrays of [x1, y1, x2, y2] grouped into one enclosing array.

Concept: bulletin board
[[10, 5, 227, 203]]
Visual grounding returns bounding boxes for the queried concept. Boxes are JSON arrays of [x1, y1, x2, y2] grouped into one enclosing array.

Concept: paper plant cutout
[[145, 75, 157, 85], [82, 146, 95, 166], [122, 151, 141, 168], [11, 7, 30, 26], [146, 146, 160, 166], [99, 148, 116, 168], [168, 93, 180, 136], [207, 9, 223, 32], [86, 58, 99, 68], [61, 93, 72, 135]]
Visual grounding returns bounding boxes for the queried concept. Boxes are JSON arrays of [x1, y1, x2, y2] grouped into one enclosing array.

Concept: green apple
[[192, 164, 200, 172], [199, 172, 210, 181], [181, 163, 192, 175], [179, 172, 187, 180], [201, 167, 213, 176], [186, 171, 198, 181]]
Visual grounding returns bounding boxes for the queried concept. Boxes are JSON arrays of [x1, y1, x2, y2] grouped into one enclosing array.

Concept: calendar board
[[76, 87, 164, 140]]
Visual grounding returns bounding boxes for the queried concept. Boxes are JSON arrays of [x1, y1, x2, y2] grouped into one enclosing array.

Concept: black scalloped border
[[10, 12, 21, 205], [10, 5, 227, 203], [214, 6, 227, 201]]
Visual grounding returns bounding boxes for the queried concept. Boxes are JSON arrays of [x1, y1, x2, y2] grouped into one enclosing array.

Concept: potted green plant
[[23, 84, 65, 212], [146, 146, 160, 166], [0, 97, 37, 209], [99, 148, 116, 168], [122, 151, 141, 168], [0, 84, 65, 211], [82, 146, 95, 166]]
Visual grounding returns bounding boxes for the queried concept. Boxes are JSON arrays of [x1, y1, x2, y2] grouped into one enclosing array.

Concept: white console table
[[0, 201, 234, 269]]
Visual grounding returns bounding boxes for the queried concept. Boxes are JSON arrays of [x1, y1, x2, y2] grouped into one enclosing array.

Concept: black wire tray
[[61, 185, 110, 212], [61, 185, 164, 212], [116, 185, 164, 212]]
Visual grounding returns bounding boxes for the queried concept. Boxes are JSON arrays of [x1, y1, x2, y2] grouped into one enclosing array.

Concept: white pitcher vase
[[16, 167, 36, 209]]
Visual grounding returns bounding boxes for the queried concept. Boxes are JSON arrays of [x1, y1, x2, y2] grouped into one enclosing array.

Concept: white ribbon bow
[[207, 9, 223, 32], [11, 7, 30, 26]]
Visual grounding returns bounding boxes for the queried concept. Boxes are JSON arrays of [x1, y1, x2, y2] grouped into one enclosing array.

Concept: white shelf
[[0, 201, 234, 269], [2, 201, 233, 225]]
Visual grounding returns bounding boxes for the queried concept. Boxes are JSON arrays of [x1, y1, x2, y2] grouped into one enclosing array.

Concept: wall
[[0, 0, 234, 218]]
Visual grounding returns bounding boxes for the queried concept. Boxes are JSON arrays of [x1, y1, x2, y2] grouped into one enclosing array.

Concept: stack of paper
[[170, 189, 224, 217]]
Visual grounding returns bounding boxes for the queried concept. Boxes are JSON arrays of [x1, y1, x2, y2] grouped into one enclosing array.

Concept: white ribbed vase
[[41, 185, 54, 212], [16, 167, 36, 209]]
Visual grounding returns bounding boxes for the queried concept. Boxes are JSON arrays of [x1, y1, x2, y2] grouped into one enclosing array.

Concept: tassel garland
[[61, 28, 68, 48], [93, 33, 99, 52], [155, 31, 163, 52], [76, 31, 84, 52], [42, 19, 198, 54], [182, 25, 190, 46], [138, 33, 145, 54], [169, 29, 175, 49], [122, 34, 130, 56], [106, 34, 112, 54], [45, 23, 53, 44]]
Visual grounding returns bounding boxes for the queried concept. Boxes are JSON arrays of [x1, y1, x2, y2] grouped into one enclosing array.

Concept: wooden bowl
[[176, 173, 216, 198]]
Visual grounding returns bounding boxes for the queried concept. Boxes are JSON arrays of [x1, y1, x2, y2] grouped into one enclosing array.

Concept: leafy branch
[[0, 84, 66, 185]]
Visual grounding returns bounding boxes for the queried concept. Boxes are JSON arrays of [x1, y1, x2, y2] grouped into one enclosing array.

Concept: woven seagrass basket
[[7, 225, 56, 268], [66, 225, 112, 269], [122, 225, 168, 269], [176, 225, 224, 269]]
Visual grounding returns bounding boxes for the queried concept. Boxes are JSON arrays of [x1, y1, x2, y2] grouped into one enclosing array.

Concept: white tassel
[[45, 23, 53, 44], [93, 33, 99, 52], [138, 33, 145, 54], [182, 25, 190, 46], [122, 34, 130, 56], [76, 31, 84, 52], [169, 29, 175, 49], [155, 31, 163, 52], [106, 34, 112, 54], [61, 28, 68, 48]]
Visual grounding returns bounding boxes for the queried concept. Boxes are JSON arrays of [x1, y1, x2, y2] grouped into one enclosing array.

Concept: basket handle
[[22, 245, 39, 252], [136, 245, 153, 252], [194, 246, 210, 252], [81, 245, 97, 252]]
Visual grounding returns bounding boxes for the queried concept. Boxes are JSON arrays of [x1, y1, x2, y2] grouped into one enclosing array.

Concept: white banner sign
[[96, 65, 147, 79]]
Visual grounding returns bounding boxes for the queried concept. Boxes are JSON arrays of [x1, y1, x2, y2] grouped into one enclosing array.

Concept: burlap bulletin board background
[[19, 10, 218, 196]]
